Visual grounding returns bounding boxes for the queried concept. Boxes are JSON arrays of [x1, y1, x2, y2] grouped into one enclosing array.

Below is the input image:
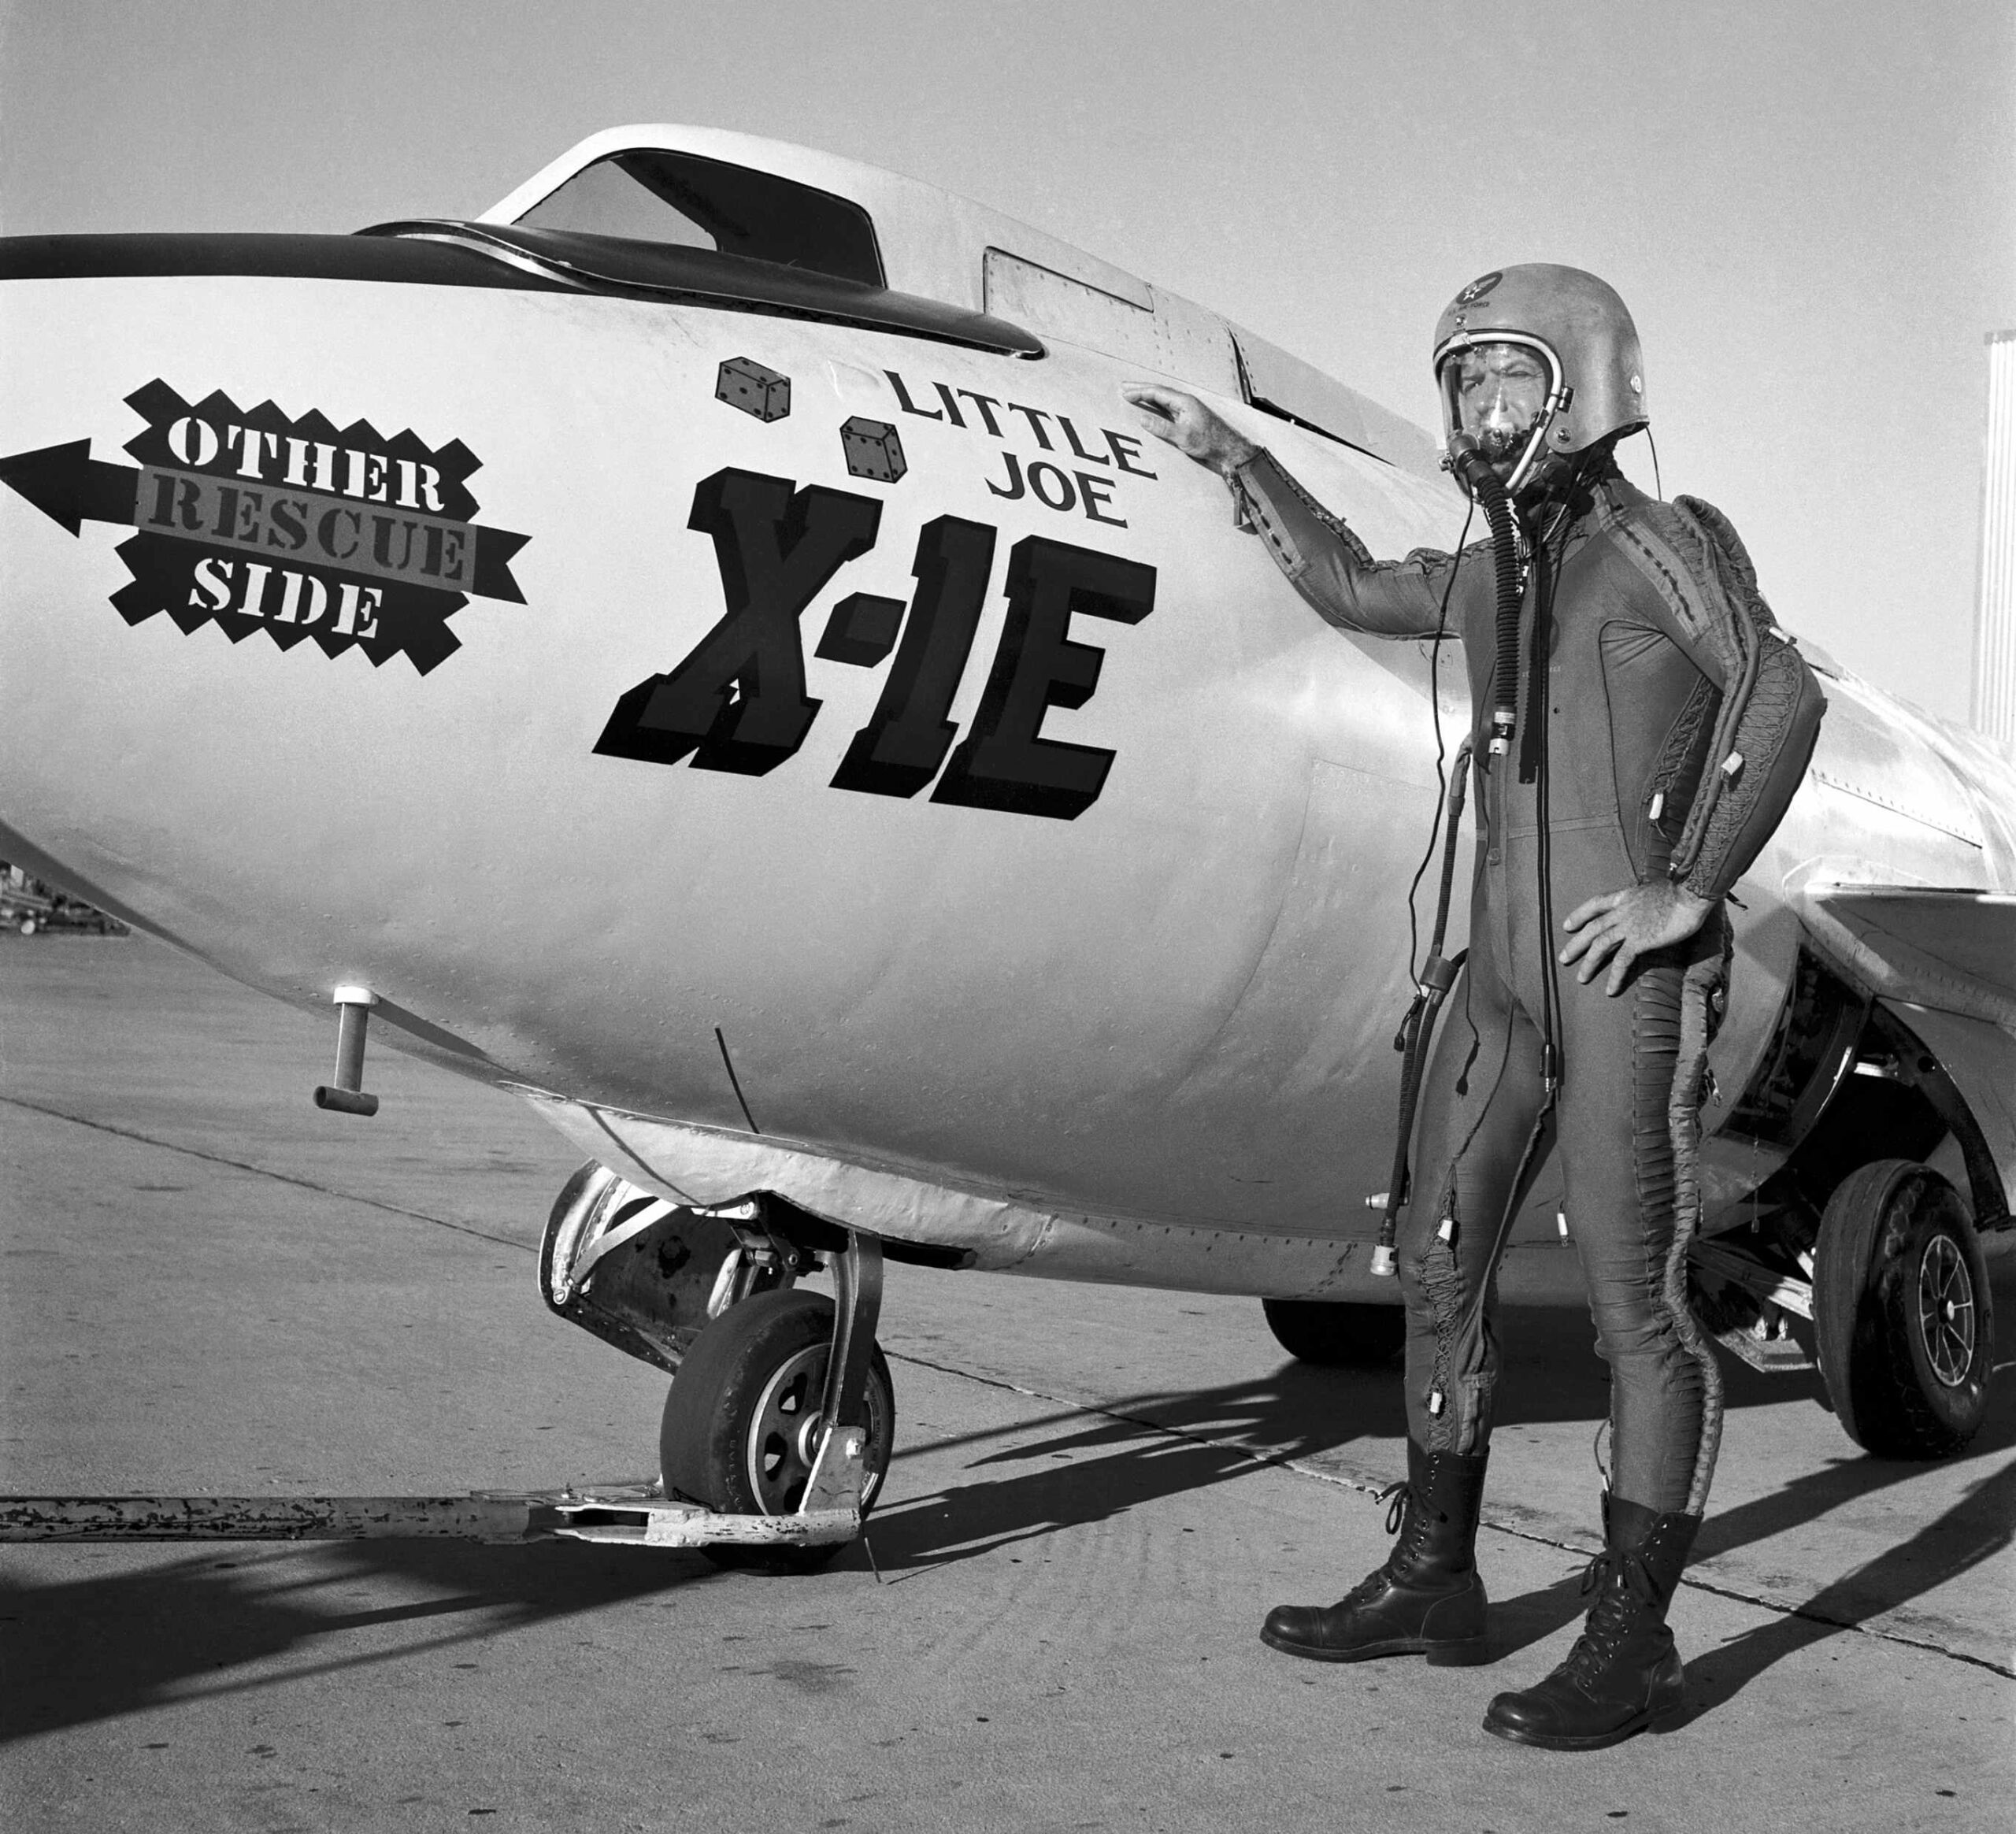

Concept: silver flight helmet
[[1432, 265, 1647, 498]]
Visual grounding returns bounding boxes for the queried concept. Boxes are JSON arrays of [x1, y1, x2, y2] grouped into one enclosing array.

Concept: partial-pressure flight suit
[[1230, 450, 1825, 1516]]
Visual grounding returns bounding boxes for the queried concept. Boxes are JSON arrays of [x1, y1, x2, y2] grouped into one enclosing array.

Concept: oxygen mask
[[1443, 340, 1555, 482]]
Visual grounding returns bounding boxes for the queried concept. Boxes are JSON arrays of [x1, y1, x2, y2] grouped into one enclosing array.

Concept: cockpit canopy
[[511, 147, 887, 289], [480, 126, 1438, 479]]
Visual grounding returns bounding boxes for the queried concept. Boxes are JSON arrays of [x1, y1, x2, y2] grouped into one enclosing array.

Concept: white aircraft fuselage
[[4, 128, 2012, 1307]]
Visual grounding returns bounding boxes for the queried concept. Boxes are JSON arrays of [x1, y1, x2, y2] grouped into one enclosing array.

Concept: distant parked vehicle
[[0, 863, 124, 936]]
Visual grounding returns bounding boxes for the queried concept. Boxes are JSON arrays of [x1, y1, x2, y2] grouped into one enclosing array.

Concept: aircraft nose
[[0, 236, 526, 949]]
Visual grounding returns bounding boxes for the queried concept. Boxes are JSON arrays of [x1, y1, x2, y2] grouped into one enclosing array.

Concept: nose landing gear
[[540, 1164, 895, 1565]]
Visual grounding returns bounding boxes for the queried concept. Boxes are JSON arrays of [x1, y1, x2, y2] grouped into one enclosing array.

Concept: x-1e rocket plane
[[5, 126, 2013, 1551]]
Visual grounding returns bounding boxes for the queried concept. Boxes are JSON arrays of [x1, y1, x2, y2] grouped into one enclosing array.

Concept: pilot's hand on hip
[[1121, 385, 1258, 477], [1559, 880, 1717, 996]]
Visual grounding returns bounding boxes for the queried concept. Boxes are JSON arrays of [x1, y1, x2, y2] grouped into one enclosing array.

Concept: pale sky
[[5, 1, 2011, 722]]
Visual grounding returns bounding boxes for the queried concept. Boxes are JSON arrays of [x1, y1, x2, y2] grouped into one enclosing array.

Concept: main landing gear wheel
[[660, 1288, 895, 1572], [1814, 1158, 1993, 1459], [1262, 1298, 1406, 1367]]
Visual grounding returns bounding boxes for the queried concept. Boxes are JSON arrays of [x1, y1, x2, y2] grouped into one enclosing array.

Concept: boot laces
[[1329, 1476, 1437, 1607], [1373, 1473, 1446, 1576], [1560, 1545, 1660, 1684], [1331, 1481, 1425, 1607]]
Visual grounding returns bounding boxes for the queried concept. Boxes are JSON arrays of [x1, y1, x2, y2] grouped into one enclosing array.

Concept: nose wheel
[[659, 1243, 894, 1570], [733, 1321, 893, 1517]]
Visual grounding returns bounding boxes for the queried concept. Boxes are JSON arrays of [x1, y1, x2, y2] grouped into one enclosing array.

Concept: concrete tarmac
[[2, 936, 2010, 1833]]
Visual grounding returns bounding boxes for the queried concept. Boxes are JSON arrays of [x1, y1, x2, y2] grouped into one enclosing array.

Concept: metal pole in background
[[1973, 331, 2016, 747]]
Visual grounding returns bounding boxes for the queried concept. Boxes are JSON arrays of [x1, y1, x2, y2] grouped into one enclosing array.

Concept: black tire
[[1814, 1159, 1992, 1459], [660, 1288, 895, 1572], [1262, 1297, 1406, 1367]]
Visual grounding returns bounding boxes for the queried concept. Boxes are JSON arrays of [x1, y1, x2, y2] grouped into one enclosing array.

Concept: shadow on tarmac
[[5, 1289, 2009, 1742], [0, 1540, 712, 1744], [1681, 1456, 2016, 1710], [1481, 1276, 2016, 1675], [869, 1285, 2016, 1710], [1484, 1448, 2016, 1685]]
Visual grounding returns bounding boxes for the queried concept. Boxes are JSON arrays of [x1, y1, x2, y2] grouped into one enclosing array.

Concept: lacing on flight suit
[[1229, 451, 1825, 1514]]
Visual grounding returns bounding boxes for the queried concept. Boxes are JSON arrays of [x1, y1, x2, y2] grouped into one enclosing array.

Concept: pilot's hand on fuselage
[[1122, 385, 1259, 478], [1559, 880, 1718, 997]]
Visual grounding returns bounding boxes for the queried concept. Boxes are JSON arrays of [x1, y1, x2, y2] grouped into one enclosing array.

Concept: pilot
[[1125, 265, 1825, 1751]]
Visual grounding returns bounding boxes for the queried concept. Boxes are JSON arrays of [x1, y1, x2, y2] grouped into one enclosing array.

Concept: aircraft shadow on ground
[[1437, 1281, 2016, 1684], [4, 1286, 2007, 1739], [871, 1289, 2016, 1699], [867, 1297, 1878, 1576], [1679, 1455, 2016, 1712], [1483, 1441, 2016, 1681], [0, 1539, 713, 1743]]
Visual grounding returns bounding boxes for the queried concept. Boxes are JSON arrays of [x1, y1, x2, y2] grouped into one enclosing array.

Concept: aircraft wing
[[1799, 884, 2016, 1021]]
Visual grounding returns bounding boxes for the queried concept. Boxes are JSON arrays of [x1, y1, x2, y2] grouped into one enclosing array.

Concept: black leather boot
[[1482, 1495, 1700, 1750], [1260, 1439, 1489, 1665]]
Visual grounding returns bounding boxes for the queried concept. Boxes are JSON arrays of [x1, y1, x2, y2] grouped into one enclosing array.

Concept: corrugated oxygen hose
[[1445, 434, 1523, 759]]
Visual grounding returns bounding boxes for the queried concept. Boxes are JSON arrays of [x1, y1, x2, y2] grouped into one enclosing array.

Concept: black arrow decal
[[0, 439, 139, 535]]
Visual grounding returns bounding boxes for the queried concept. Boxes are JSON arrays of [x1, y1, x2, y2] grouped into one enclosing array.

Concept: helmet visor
[[1440, 339, 1555, 466]]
